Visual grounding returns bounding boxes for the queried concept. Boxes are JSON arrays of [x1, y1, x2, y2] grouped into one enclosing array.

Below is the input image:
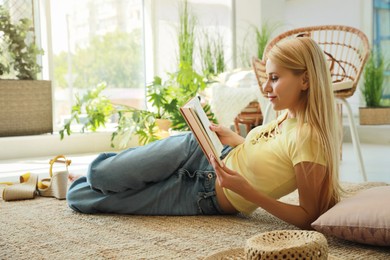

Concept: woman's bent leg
[[86, 133, 200, 193], [66, 132, 228, 215], [67, 160, 224, 215]]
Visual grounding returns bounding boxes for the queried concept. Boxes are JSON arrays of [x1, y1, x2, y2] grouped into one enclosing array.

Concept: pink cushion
[[311, 186, 390, 246]]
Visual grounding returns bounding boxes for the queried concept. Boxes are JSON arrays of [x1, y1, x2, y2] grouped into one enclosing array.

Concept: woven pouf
[[245, 230, 328, 260]]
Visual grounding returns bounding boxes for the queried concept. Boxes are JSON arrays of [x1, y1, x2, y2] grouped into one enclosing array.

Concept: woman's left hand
[[209, 123, 245, 147], [210, 155, 252, 195]]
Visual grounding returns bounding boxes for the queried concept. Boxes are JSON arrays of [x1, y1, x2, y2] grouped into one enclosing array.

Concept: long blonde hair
[[267, 37, 341, 205]]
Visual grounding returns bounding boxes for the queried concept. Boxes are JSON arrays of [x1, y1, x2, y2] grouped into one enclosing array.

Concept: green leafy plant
[[146, 76, 177, 120], [238, 22, 279, 67], [199, 29, 226, 79], [166, 62, 208, 130], [59, 83, 114, 138], [60, 82, 161, 147], [214, 32, 226, 75], [177, 0, 196, 67], [111, 106, 160, 147], [0, 6, 44, 80], [144, 0, 216, 132], [253, 23, 274, 61], [145, 62, 211, 132], [199, 30, 214, 78], [59, 79, 214, 148], [362, 49, 387, 107]]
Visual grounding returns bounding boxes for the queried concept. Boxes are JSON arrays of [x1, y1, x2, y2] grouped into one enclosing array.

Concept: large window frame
[[43, 0, 147, 133]]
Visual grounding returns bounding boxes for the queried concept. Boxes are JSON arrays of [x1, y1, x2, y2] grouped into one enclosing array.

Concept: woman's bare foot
[[68, 173, 84, 183]]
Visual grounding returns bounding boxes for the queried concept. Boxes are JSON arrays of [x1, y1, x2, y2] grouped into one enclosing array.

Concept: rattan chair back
[[253, 25, 370, 99]]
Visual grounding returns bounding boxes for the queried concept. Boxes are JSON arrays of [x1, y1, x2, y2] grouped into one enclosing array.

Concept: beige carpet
[[1, 182, 389, 259]]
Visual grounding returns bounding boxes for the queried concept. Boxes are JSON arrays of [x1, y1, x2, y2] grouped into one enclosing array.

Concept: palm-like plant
[[362, 49, 386, 107]]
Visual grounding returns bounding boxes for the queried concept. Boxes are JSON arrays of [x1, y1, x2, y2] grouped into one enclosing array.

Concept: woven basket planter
[[359, 107, 390, 125], [0, 80, 53, 137]]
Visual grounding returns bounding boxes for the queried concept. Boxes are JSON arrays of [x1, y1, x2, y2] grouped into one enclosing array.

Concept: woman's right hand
[[210, 123, 245, 147]]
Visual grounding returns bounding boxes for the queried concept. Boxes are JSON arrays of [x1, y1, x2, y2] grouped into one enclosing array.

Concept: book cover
[[180, 96, 224, 166]]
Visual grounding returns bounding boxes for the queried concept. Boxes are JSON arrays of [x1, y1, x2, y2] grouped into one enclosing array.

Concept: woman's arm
[[210, 123, 245, 147], [210, 157, 329, 230]]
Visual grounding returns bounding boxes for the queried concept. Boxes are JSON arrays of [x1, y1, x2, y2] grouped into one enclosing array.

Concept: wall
[[234, 0, 372, 33]]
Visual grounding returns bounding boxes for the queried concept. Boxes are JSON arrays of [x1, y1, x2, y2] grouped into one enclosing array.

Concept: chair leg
[[337, 103, 343, 160], [336, 98, 367, 182]]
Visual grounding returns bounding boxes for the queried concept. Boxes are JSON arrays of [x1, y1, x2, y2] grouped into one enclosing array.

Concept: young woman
[[67, 37, 341, 230]]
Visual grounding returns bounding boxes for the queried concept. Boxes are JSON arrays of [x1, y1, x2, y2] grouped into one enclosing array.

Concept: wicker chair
[[252, 25, 370, 181]]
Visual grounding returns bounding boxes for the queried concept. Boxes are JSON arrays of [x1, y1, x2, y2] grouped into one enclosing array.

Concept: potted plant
[[359, 48, 390, 125], [0, 6, 52, 136], [59, 83, 147, 148], [59, 80, 195, 148], [60, 81, 175, 148], [145, 76, 175, 132]]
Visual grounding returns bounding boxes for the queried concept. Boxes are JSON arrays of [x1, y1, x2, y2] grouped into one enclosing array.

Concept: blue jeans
[[67, 133, 233, 215]]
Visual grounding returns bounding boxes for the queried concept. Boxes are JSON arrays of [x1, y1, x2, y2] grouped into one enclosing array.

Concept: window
[[373, 0, 390, 101], [50, 0, 145, 131], [49, 0, 234, 133]]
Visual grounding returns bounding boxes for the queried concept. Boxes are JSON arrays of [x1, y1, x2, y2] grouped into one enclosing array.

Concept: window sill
[[2, 118, 389, 160], [0, 131, 138, 160]]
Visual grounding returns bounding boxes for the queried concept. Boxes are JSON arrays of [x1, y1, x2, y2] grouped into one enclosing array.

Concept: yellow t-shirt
[[222, 113, 326, 215]]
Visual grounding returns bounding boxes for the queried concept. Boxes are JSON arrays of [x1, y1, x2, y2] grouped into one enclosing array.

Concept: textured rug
[[1, 182, 389, 259]]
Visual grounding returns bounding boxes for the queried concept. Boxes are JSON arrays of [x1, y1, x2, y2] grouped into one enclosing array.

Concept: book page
[[190, 98, 224, 155], [188, 108, 219, 157], [180, 96, 224, 165]]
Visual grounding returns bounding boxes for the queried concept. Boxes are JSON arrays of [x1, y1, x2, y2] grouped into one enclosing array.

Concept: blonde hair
[[267, 37, 341, 206]]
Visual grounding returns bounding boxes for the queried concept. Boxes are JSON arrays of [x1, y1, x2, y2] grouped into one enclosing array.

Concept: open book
[[180, 96, 224, 166]]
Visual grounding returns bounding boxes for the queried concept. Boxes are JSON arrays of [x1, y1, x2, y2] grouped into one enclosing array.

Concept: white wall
[[234, 0, 372, 34], [283, 0, 367, 29]]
